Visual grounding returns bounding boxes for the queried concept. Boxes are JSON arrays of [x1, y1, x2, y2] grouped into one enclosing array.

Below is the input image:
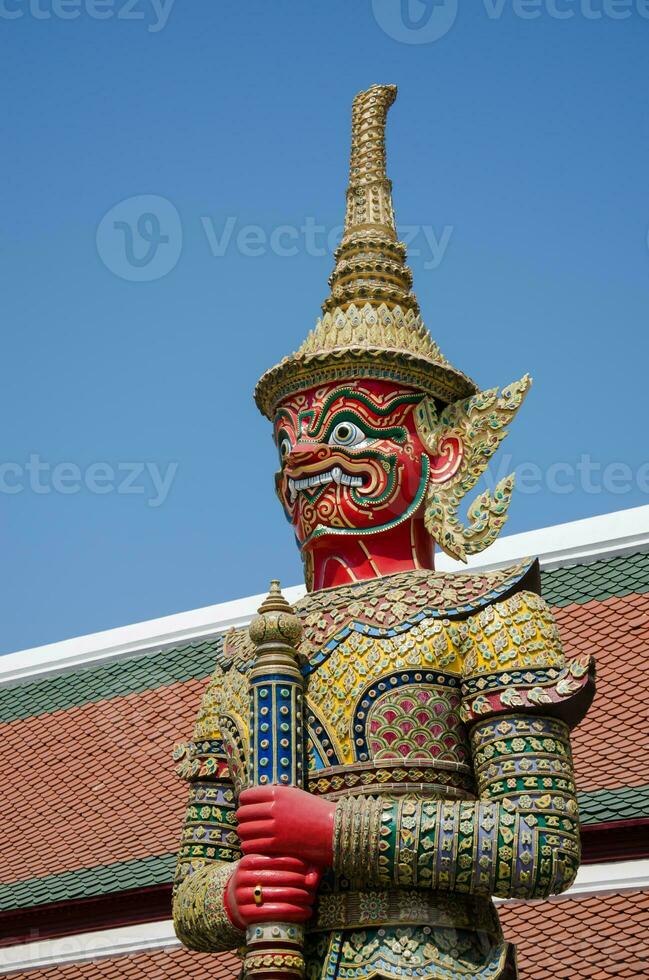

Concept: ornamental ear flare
[[416, 375, 532, 562]]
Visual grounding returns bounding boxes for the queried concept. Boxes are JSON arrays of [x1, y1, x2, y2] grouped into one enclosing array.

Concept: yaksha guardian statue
[[173, 85, 595, 979]]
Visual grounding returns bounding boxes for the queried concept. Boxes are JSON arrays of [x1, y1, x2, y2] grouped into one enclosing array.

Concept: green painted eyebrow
[[321, 409, 407, 445], [305, 389, 422, 438]]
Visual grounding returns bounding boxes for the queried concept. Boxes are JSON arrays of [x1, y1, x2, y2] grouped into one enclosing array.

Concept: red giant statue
[[173, 85, 595, 980]]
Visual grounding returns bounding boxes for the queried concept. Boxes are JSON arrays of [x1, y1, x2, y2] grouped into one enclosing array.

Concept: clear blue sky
[[3, 1, 649, 653]]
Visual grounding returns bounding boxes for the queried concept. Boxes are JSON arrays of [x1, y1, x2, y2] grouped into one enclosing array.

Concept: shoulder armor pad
[[460, 589, 595, 728]]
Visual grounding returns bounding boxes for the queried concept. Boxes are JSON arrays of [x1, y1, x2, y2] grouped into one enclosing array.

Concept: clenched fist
[[236, 785, 337, 867], [224, 854, 321, 927]]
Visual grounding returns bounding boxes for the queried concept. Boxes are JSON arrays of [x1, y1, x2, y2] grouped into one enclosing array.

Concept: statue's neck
[[306, 517, 435, 592]]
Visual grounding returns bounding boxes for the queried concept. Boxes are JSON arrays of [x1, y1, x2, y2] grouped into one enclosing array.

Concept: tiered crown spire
[[323, 84, 417, 316], [255, 85, 476, 420]]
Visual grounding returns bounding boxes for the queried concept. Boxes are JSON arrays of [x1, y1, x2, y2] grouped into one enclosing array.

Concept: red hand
[[224, 854, 321, 928], [237, 786, 336, 867]]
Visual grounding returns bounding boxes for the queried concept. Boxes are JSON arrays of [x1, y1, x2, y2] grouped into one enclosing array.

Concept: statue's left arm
[[334, 713, 579, 898], [331, 590, 595, 900], [172, 668, 246, 952]]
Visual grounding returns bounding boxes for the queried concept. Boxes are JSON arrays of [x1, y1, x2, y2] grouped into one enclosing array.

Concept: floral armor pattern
[[173, 562, 595, 978]]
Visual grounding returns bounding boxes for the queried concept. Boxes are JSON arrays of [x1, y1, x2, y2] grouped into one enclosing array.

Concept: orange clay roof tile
[[0, 678, 205, 884], [500, 890, 649, 979], [556, 592, 649, 790], [4, 948, 240, 979]]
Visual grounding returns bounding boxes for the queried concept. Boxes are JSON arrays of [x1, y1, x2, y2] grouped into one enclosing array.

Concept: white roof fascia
[[0, 584, 305, 687], [2, 504, 648, 687], [0, 920, 179, 974]]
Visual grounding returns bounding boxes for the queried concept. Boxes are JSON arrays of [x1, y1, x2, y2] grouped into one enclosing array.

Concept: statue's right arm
[[172, 671, 245, 952]]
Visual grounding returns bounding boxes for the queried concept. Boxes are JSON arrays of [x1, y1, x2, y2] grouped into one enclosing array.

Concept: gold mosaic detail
[[313, 889, 501, 934], [193, 657, 249, 744], [222, 562, 533, 670], [298, 303, 445, 367], [417, 376, 532, 562], [179, 566, 539, 786], [306, 627, 463, 765], [329, 923, 510, 979], [173, 861, 244, 953], [460, 590, 564, 677]]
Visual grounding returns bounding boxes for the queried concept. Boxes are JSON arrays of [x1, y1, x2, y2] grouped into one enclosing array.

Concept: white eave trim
[[439, 502, 649, 574], [2, 504, 648, 686], [0, 583, 306, 686], [0, 920, 180, 974], [1, 859, 647, 974]]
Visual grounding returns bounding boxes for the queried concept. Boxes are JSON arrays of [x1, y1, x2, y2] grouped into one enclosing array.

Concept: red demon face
[[273, 380, 434, 551]]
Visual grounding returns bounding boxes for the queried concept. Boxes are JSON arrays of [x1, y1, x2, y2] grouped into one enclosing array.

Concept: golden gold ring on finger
[[253, 884, 263, 906]]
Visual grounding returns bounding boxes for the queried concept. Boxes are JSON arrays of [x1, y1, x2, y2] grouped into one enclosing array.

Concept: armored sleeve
[[172, 665, 245, 952], [333, 590, 595, 901]]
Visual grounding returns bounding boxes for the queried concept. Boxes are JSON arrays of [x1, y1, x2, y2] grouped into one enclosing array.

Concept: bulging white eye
[[279, 437, 292, 462], [328, 421, 367, 448]]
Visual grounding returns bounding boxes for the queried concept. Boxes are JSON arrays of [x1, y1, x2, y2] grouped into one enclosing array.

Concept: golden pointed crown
[[255, 84, 477, 420]]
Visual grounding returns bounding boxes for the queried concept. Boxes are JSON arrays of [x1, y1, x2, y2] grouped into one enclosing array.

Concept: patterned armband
[[332, 795, 384, 884], [372, 798, 500, 894], [173, 862, 245, 953], [175, 781, 241, 876], [332, 794, 500, 894], [471, 714, 582, 898]]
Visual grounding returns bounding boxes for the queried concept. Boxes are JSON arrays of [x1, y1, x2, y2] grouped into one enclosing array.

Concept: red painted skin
[[273, 379, 461, 591], [225, 789, 335, 926], [225, 379, 463, 927], [225, 854, 322, 929]]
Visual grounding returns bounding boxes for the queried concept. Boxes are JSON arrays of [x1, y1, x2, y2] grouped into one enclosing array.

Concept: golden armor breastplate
[[194, 561, 538, 801]]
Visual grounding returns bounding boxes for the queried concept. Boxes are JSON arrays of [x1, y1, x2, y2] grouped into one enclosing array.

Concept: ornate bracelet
[[332, 795, 384, 884], [173, 861, 245, 953]]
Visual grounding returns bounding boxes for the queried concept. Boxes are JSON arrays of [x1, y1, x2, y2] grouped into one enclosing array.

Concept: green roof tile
[[0, 636, 223, 724], [541, 551, 649, 607], [0, 852, 176, 911], [578, 785, 649, 825]]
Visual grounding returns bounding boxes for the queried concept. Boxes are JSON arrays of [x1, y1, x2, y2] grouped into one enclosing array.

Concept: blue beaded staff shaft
[[245, 581, 306, 980]]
